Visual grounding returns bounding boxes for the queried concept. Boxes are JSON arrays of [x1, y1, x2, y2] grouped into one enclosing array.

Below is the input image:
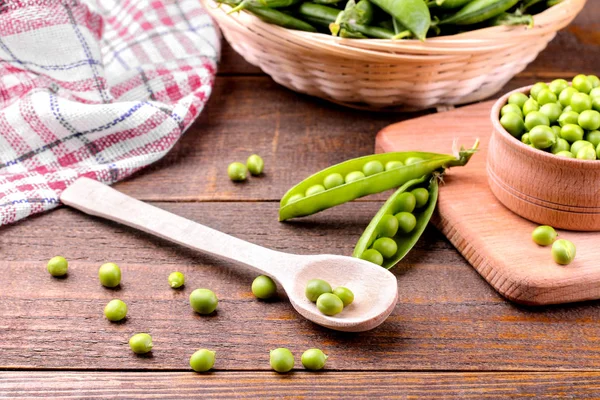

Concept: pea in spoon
[[60, 178, 398, 332]]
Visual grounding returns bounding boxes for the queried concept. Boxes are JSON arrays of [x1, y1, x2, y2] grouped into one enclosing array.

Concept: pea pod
[[490, 12, 534, 28], [244, 5, 317, 31], [439, 0, 520, 25], [370, 0, 431, 40], [428, 0, 474, 9], [352, 175, 438, 269], [279, 141, 478, 221]]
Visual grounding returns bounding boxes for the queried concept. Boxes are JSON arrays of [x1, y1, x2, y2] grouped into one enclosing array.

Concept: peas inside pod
[[500, 74, 600, 160]]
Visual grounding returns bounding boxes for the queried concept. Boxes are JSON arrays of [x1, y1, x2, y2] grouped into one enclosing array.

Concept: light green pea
[[501, 103, 523, 118], [252, 275, 277, 299], [305, 279, 332, 302], [555, 151, 574, 158], [529, 126, 556, 149], [129, 333, 153, 354], [558, 111, 580, 127], [332, 287, 354, 307], [405, 157, 424, 165], [550, 138, 570, 154], [362, 160, 384, 176], [345, 171, 365, 183], [539, 103, 562, 124], [560, 124, 584, 143], [246, 154, 264, 175], [552, 239, 576, 265], [228, 162, 247, 181], [190, 349, 216, 372], [385, 160, 404, 170], [323, 173, 344, 189], [316, 293, 344, 316], [549, 79, 569, 95], [286, 193, 304, 205], [530, 82, 548, 100], [576, 146, 597, 160], [523, 98, 539, 115], [585, 130, 600, 147], [559, 87, 579, 107], [572, 74, 592, 94], [168, 271, 185, 288], [305, 184, 325, 196], [508, 92, 529, 108], [47, 256, 68, 277], [571, 93, 592, 113], [570, 140, 594, 157], [531, 225, 557, 246], [521, 134, 531, 144], [525, 111, 550, 131], [301, 349, 328, 371]]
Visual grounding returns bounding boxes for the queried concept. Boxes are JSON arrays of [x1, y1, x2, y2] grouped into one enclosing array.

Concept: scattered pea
[[252, 275, 277, 299], [332, 287, 354, 307], [47, 256, 68, 277], [246, 154, 264, 175], [323, 173, 344, 189], [168, 271, 185, 288], [372, 237, 398, 259], [345, 170, 365, 183], [104, 299, 127, 322], [189, 288, 218, 314], [362, 160, 384, 176], [98, 262, 121, 288], [190, 349, 216, 372], [551, 239, 576, 265], [316, 293, 344, 316], [360, 249, 383, 266], [270, 348, 294, 373], [385, 160, 404, 170], [395, 212, 417, 234], [228, 162, 247, 181], [377, 214, 399, 238], [306, 184, 326, 196], [305, 279, 332, 302], [129, 333, 153, 354], [531, 225, 557, 246], [411, 188, 430, 208], [301, 349, 328, 370]]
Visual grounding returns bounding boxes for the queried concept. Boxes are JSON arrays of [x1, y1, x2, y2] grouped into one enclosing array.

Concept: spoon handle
[[60, 178, 288, 276]]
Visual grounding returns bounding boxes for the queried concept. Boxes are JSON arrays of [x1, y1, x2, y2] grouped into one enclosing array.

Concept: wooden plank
[[3, 203, 600, 370], [2, 371, 600, 398]]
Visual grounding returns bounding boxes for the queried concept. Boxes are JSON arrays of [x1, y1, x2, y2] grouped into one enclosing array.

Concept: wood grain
[[3, 372, 600, 399], [3, 203, 600, 370], [376, 101, 600, 305]]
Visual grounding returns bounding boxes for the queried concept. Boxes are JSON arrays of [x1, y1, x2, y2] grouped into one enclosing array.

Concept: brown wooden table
[[2, 4, 600, 398]]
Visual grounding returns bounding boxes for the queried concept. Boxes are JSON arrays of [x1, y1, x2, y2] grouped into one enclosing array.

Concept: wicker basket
[[203, 0, 586, 110]]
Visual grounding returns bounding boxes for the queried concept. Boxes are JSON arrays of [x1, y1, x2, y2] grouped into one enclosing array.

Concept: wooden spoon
[[60, 178, 398, 332]]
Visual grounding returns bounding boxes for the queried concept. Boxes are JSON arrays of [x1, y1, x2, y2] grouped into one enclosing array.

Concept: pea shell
[[352, 176, 438, 270]]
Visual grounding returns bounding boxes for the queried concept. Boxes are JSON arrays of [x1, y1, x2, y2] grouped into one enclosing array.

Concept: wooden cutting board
[[376, 101, 600, 306]]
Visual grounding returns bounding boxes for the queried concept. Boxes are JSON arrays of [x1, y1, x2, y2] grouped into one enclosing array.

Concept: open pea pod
[[279, 141, 477, 221], [352, 175, 439, 269]]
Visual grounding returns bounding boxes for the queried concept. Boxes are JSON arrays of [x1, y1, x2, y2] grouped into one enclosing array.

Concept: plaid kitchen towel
[[0, 0, 219, 226]]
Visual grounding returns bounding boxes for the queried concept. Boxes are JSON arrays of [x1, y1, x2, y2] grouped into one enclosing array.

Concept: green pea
[[589, 75, 600, 89], [539, 103, 562, 124], [189, 288, 218, 314], [306, 184, 325, 197], [551, 239, 576, 265], [246, 154, 264, 175], [549, 79, 569, 95], [563, 105, 573, 113], [411, 188, 429, 208], [190, 349, 216, 372], [316, 293, 344, 316], [550, 138, 570, 154], [500, 112, 525, 138], [395, 212, 416, 234], [270, 348, 294, 373], [586, 131, 600, 147], [524, 111, 550, 131], [301, 348, 328, 371], [385, 160, 404, 170], [508, 92, 529, 108], [227, 162, 247, 181], [405, 157, 424, 165], [559, 87, 578, 107], [362, 160, 384, 176], [593, 96, 600, 112], [530, 82, 549, 100], [332, 287, 354, 307], [393, 192, 416, 213], [104, 299, 127, 322], [377, 214, 398, 238], [305, 279, 332, 302], [576, 146, 597, 160], [286, 193, 304, 205], [360, 249, 383, 266], [372, 237, 398, 259], [591, 88, 600, 98], [555, 151, 574, 158], [501, 103, 523, 118], [98, 262, 121, 288], [570, 140, 594, 157], [47, 256, 68, 277], [529, 126, 556, 149], [168, 271, 185, 288], [572, 74, 592, 94], [521, 133, 531, 144], [129, 333, 153, 354], [345, 170, 365, 183], [560, 124, 584, 143], [571, 93, 592, 113], [323, 173, 344, 189], [558, 111, 580, 127], [531, 225, 557, 246], [522, 98, 539, 115], [252, 275, 277, 299], [552, 125, 561, 138], [536, 89, 557, 106], [579, 110, 600, 131]]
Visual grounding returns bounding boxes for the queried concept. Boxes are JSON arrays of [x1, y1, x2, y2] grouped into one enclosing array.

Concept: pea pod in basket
[[278, 141, 478, 221], [353, 175, 438, 269]]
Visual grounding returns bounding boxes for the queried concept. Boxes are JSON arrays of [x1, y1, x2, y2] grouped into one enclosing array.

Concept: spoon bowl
[[60, 178, 399, 332]]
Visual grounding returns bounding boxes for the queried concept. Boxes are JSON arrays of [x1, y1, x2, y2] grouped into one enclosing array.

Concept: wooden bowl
[[487, 86, 600, 231]]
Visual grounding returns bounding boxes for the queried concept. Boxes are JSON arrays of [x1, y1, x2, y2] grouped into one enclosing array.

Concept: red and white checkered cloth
[[0, 0, 219, 226]]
